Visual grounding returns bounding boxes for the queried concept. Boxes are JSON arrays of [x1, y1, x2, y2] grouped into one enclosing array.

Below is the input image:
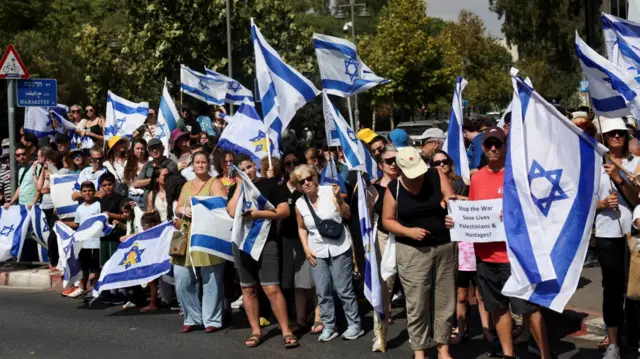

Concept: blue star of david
[[527, 160, 569, 217], [344, 57, 359, 82], [199, 79, 209, 90], [42, 221, 49, 233], [228, 81, 241, 93], [156, 121, 167, 139], [115, 117, 126, 132], [347, 128, 358, 143], [0, 225, 14, 237], [628, 66, 640, 83]]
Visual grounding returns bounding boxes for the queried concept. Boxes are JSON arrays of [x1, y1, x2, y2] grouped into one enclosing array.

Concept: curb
[[0, 267, 62, 290], [560, 305, 606, 338]]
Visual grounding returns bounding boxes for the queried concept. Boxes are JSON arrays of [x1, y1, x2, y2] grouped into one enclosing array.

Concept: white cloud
[[427, 0, 504, 37]]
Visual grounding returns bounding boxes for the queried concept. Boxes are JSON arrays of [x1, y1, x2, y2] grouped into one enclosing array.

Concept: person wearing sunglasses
[[594, 117, 640, 359], [72, 146, 108, 201], [415, 128, 445, 162], [69, 148, 87, 174], [292, 164, 363, 342], [3, 144, 40, 209], [75, 105, 104, 149], [133, 139, 178, 203]]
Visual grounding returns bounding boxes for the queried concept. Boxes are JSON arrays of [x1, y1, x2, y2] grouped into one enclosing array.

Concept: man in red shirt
[[447, 126, 553, 359]]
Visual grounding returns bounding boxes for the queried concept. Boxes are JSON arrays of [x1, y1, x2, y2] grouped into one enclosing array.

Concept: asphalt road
[[0, 288, 631, 359]]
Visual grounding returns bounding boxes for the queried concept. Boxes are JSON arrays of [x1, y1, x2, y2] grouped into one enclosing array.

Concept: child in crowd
[[65, 181, 102, 298]]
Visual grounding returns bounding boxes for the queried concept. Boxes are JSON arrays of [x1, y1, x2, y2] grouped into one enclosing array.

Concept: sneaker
[[603, 344, 621, 359], [231, 295, 244, 309], [122, 301, 137, 309], [67, 287, 85, 298], [318, 328, 339, 342], [342, 325, 364, 340], [61, 286, 78, 297]]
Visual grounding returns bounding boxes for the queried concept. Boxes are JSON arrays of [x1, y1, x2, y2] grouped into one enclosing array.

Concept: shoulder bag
[[303, 192, 344, 240]]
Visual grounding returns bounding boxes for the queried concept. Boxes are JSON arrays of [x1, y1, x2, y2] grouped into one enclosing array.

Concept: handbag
[[303, 192, 344, 240], [169, 201, 189, 257], [381, 181, 399, 281], [627, 236, 640, 300]]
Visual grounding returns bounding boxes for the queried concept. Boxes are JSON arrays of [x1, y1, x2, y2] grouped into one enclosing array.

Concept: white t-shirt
[[74, 201, 102, 249], [295, 185, 351, 258], [75, 166, 108, 192], [595, 155, 640, 238]]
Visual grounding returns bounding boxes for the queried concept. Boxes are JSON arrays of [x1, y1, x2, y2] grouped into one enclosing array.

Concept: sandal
[[140, 305, 158, 313], [245, 334, 262, 348], [284, 334, 300, 348], [450, 330, 469, 344], [598, 336, 609, 351], [311, 321, 324, 334]]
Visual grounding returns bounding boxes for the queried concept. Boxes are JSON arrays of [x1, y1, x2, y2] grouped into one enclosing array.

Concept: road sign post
[[0, 45, 29, 195]]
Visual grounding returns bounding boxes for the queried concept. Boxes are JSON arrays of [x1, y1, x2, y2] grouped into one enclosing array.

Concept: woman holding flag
[[173, 151, 228, 334]]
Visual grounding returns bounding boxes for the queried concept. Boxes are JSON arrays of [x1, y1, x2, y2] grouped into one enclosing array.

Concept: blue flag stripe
[[312, 38, 358, 60], [191, 234, 233, 258], [191, 197, 227, 211], [576, 44, 638, 101], [181, 84, 224, 105], [159, 97, 177, 131], [94, 261, 171, 292], [120, 221, 174, 248]]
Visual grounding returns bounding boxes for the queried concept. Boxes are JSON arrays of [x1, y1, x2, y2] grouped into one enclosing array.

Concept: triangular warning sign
[[0, 45, 29, 79]]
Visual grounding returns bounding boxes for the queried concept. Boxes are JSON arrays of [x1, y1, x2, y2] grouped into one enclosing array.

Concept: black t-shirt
[[100, 192, 125, 241], [388, 168, 450, 247], [280, 183, 303, 239], [373, 182, 387, 234], [228, 177, 288, 241]]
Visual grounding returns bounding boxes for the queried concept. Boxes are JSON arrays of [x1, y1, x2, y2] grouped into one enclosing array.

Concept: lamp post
[[335, 0, 370, 130]]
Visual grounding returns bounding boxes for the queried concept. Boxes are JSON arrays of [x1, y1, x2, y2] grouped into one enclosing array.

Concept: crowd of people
[[1, 103, 640, 359]]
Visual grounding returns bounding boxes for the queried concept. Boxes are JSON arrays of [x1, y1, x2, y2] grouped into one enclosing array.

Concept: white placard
[[448, 199, 506, 243]]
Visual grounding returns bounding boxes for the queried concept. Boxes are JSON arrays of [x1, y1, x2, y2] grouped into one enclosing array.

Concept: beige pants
[[396, 240, 457, 350], [372, 230, 396, 338]]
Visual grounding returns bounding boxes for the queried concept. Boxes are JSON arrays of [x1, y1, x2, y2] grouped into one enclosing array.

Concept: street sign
[[0, 45, 29, 79], [16, 79, 57, 107], [579, 80, 589, 93]]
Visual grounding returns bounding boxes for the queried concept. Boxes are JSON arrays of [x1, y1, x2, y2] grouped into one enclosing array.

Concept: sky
[[427, 0, 504, 37]]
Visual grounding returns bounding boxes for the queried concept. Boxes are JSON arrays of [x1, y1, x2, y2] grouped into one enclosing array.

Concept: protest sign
[[448, 199, 506, 243]]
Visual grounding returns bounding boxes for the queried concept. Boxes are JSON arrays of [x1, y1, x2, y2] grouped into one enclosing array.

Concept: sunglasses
[[297, 176, 314, 185], [71, 153, 84, 159], [91, 157, 104, 162], [284, 160, 298, 167], [71, 110, 80, 113], [432, 159, 451, 167], [383, 157, 396, 165], [15, 153, 25, 158], [86, 109, 94, 113], [483, 140, 504, 149], [608, 130, 627, 138], [148, 146, 162, 152]]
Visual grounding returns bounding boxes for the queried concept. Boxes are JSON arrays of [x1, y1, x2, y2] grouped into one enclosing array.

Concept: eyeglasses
[[71, 110, 80, 113], [383, 157, 396, 165], [91, 157, 104, 162], [608, 130, 627, 138], [297, 176, 314, 185], [432, 159, 451, 167], [15, 153, 25, 158], [483, 140, 504, 149], [148, 146, 162, 152], [86, 108, 94, 113], [71, 153, 83, 159], [284, 160, 298, 167]]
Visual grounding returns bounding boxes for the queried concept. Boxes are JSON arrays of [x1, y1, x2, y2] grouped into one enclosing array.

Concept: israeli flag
[[602, 13, 640, 62], [313, 33, 390, 97], [252, 18, 320, 134], [362, 143, 380, 182], [218, 100, 280, 171], [320, 158, 347, 194], [105, 90, 149, 141], [357, 171, 383, 316], [190, 196, 234, 262], [73, 213, 114, 243], [322, 91, 364, 169], [50, 174, 79, 219], [53, 221, 82, 288], [502, 70, 608, 313], [158, 83, 179, 155], [205, 67, 255, 105], [324, 107, 340, 147], [180, 65, 227, 105], [30, 204, 50, 250], [93, 221, 176, 296], [24, 107, 56, 139], [0, 205, 31, 262], [575, 32, 640, 119], [442, 76, 470, 180], [230, 167, 274, 261]]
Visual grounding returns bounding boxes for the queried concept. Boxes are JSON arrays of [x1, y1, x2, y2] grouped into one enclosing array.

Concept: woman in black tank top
[[381, 147, 457, 359]]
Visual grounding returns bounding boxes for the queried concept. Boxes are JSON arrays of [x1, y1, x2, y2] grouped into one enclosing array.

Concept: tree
[[358, 0, 461, 119]]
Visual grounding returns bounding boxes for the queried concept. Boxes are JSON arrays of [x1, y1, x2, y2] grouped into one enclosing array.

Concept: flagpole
[[346, 97, 355, 130], [374, 311, 387, 352], [180, 67, 183, 105], [265, 123, 273, 170]]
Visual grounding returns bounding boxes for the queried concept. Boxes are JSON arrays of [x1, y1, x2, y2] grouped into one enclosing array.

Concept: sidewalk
[[559, 266, 606, 339]]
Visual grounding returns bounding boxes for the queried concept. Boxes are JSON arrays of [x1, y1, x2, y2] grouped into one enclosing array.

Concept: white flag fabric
[[24, 107, 56, 139], [602, 13, 640, 62], [180, 65, 227, 105], [158, 84, 179, 155], [53, 221, 82, 288], [251, 18, 320, 134], [73, 213, 114, 243], [357, 172, 383, 317], [104, 90, 149, 141], [230, 167, 275, 261], [30, 204, 50, 249], [217, 100, 280, 171], [502, 70, 608, 313], [205, 67, 255, 105], [190, 196, 234, 262], [93, 221, 176, 296], [0, 205, 31, 262], [443, 76, 470, 180], [50, 174, 79, 219], [575, 33, 640, 119], [322, 91, 365, 169], [313, 33, 390, 97], [320, 158, 347, 193]]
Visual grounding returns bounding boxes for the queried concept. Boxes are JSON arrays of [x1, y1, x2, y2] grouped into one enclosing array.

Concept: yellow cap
[[357, 128, 378, 144], [107, 136, 130, 150]]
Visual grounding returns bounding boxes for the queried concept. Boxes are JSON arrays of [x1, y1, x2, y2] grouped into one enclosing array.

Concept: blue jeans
[[311, 251, 361, 331], [174, 263, 225, 327]]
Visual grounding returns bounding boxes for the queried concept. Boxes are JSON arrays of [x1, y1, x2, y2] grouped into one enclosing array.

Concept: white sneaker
[[67, 287, 85, 298], [603, 344, 620, 359], [122, 301, 137, 309], [231, 295, 244, 309]]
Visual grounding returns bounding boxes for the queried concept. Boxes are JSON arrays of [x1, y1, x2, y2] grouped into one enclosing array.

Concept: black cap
[[180, 103, 191, 112], [55, 133, 71, 143], [483, 126, 507, 144], [147, 138, 163, 148]]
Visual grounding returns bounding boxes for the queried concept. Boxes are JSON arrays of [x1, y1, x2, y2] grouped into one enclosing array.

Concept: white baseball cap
[[396, 147, 428, 179], [414, 128, 445, 141]]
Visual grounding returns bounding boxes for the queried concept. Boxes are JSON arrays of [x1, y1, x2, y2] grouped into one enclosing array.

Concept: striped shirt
[[0, 167, 10, 202]]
